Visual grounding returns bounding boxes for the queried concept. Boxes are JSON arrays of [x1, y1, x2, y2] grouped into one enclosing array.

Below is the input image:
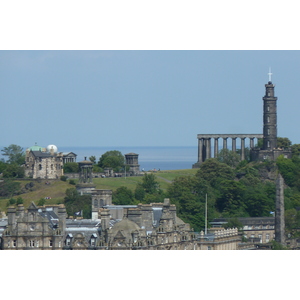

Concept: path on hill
[[156, 176, 173, 184]]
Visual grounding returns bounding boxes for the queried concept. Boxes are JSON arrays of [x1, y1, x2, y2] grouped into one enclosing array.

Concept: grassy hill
[[0, 169, 197, 212]]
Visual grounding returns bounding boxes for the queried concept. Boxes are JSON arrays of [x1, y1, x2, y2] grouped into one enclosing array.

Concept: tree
[[217, 148, 240, 167], [291, 144, 300, 158], [276, 155, 298, 187], [277, 137, 292, 149], [135, 184, 146, 202], [89, 156, 96, 164], [63, 162, 79, 173], [196, 158, 235, 189], [1, 144, 25, 165], [112, 186, 135, 205], [0, 160, 6, 173], [37, 198, 46, 206], [98, 150, 125, 172], [2, 163, 25, 178], [167, 176, 217, 232], [64, 188, 91, 219], [0, 179, 21, 197], [216, 180, 246, 216], [223, 218, 243, 230], [141, 173, 159, 194]]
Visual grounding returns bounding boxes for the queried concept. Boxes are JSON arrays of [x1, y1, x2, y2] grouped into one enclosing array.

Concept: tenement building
[[0, 200, 244, 250], [193, 73, 291, 167]]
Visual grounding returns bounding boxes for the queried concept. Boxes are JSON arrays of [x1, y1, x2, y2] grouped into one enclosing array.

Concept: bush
[[37, 198, 46, 206], [69, 179, 76, 185], [60, 175, 67, 181]]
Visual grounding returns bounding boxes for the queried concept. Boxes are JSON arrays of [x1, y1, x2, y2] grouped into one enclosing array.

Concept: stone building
[[24, 144, 64, 179], [125, 153, 140, 176], [211, 217, 275, 244], [62, 152, 77, 164], [1, 203, 66, 250], [0, 200, 244, 250]]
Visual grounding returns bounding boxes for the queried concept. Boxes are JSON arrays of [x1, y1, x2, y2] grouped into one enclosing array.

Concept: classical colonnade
[[196, 134, 263, 163]]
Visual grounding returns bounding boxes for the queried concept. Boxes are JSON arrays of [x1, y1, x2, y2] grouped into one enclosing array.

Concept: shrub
[[60, 175, 67, 181]]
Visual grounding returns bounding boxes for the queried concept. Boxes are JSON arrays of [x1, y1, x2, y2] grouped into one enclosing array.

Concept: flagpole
[[205, 193, 207, 235]]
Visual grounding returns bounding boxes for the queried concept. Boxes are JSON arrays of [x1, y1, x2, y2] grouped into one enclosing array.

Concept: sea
[[60, 146, 198, 171]]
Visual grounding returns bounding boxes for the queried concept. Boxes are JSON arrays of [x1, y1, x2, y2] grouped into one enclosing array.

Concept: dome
[[46, 145, 58, 153], [28, 143, 43, 152], [111, 218, 141, 233]]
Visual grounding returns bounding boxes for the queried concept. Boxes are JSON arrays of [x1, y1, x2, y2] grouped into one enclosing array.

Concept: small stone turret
[[57, 204, 67, 232], [100, 208, 110, 232], [7, 206, 17, 228]]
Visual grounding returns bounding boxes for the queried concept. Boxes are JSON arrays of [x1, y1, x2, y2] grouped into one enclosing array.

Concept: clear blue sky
[[1, 50, 300, 149]]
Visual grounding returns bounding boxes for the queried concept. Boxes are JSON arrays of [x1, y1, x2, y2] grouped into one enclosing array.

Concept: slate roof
[[38, 208, 59, 228], [152, 207, 163, 227], [30, 151, 53, 158], [211, 217, 275, 226], [66, 219, 101, 227]]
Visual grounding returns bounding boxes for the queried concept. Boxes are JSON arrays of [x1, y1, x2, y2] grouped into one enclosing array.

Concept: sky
[[1, 50, 300, 150]]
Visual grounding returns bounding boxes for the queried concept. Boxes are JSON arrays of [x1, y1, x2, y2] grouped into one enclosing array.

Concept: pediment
[[28, 202, 38, 211], [114, 230, 126, 239]]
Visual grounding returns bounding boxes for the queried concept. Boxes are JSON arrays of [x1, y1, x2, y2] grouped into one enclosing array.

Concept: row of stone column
[[63, 157, 75, 164], [197, 136, 258, 163]]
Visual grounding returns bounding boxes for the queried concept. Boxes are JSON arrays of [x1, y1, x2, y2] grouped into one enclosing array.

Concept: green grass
[[0, 169, 198, 213]]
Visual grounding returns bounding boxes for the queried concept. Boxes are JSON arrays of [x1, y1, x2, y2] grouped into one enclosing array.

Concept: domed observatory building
[[24, 143, 64, 179]]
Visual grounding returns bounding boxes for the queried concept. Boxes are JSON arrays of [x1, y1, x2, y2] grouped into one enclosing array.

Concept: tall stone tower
[[275, 173, 286, 246], [262, 80, 277, 151], [250, 70, 292, 161]]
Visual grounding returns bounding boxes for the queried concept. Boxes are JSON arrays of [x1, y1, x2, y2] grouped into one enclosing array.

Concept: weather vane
[[268, 67, 272, 82]]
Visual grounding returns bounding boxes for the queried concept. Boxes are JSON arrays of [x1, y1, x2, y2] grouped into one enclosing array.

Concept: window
[[49, 240, 53, 247], [266, 234, 270, 243], [267, 105, 270, 111], [267, 128, 270, 135], [267, 116, 270, 123], [39, 164, 42, 170], [267, 141, 270, 148], [91, 238, 95, 246], [13, 240, 16, 247], [258, 235, 262, 243], [29, 240, 35, 247]]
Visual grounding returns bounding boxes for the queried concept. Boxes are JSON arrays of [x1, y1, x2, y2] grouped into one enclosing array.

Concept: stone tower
[[76, 157, 96, 195], [250, 71, 292, 161], [125, 153, 140, 176], [262, 80, 277, 151], [275, 173, 286, 246]]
